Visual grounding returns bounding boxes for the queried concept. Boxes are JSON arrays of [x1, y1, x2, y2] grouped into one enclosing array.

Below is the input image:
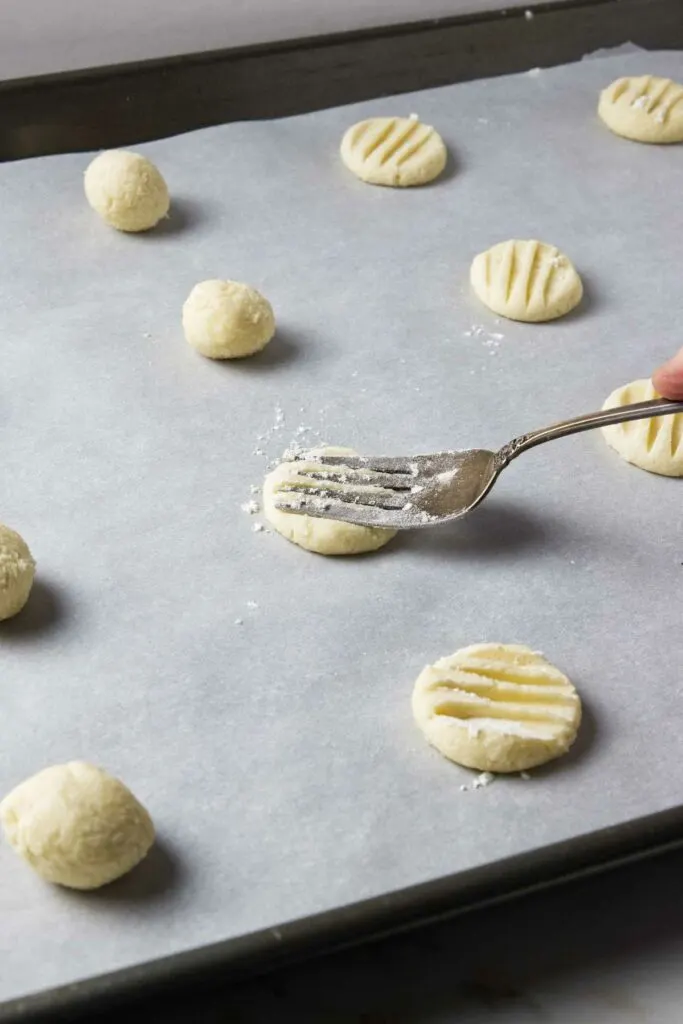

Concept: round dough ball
[[412, 643, 582, 774], [0, 762, 155, 890], [0, 523, 35, 621], [602, 378, 683, 477], [598, 75, 683, 144], [182, 279, 275, 359], [340, 115, 447, 187], [84, 150, 170, 232], [263, 447, 397, 556], [470, 239, 583, 323]]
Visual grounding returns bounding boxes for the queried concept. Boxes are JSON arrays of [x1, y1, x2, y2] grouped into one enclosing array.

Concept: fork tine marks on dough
[[340, 115, 447, 187], [598, 74, 683, 142]]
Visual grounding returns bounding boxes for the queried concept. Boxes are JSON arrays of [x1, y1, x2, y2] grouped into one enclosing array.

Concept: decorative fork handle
[[496, 398, 683, 467]]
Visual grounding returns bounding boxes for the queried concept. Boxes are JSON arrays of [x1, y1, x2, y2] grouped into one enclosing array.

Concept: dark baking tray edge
[[4, 805, 683, 1021], [2, 0, 683, 1017], [1, 0, 683, 161]]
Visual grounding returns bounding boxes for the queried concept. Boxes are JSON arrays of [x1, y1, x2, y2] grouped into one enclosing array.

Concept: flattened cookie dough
[[263, 447, 397, 556], [84, 150, 170, 232], [0, 523, 35, 621], [602, 378, 683, 477], [412, 643, 582, 774], [0, 762, 155, 890], [470, 239, 583, 323], [340, 115, 447, 187], [599, 75, 683, 144], [183, 279, 275, 359]]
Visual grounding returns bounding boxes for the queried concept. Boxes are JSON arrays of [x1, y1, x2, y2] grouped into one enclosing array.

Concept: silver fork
[[274, 397, 683, 529]]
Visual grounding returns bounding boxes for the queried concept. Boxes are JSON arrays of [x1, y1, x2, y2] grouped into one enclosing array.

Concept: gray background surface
[[0, 1, 548, 81], [1, 50, 682, 1004]]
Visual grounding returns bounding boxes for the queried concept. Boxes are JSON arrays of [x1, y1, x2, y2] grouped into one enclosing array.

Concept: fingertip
[[652, 367, 683, 401]]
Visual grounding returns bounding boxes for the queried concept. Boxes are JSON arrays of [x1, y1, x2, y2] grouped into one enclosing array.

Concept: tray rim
[[4, 804, 683, 1021], [2, 0, 682, 161]]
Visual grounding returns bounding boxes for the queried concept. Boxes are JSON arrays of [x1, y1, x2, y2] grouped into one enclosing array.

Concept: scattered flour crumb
[[234, 618, 243, 626], [252, 523, 265, 533], [461, 772, 496, 792], [524, 8, 534, 19], [246, 600, 258, 610], [241, 500, 260, 515], [467, 324, 504, 356], [528, 67, 542, 77], [520, 771, 531, 780]]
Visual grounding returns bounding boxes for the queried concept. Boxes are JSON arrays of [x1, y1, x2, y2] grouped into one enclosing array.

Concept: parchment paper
[[2, 49, 683, 1005]]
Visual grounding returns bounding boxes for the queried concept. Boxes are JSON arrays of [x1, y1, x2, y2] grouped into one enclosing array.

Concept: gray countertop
[[0, 0, 551, 82], [117, 845, 683, 1022]]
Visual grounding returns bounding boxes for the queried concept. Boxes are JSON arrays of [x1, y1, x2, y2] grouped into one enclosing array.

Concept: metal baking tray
[[2, 2, 683, 1020]]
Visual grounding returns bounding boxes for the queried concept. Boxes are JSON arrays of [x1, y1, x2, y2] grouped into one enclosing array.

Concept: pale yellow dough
[[470, 239, 583, 323], [0, 762, 155, 890], [598, 75, 683, 144], [263, 447, 397, 556], [0, 523, 35, 621], [412, 643, 582, 774], [340, 115, 447, 187], [182, 279, 275, 359], [84, 150, 170, 232], [602, 378, 683, 477]]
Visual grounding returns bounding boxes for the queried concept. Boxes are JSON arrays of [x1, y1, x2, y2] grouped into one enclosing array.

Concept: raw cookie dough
[[601, 378, 683, 477], [412, 643, 582, 774], [263, 447, 397, 556], [598, 75, 683, 144], [340, 115, 447, 187], [470, 239, 583, 323], [0, 523, 35, 621], [0, 762, 155, 890], [182, 279, 275, 359], [84, 150, 170, 232]]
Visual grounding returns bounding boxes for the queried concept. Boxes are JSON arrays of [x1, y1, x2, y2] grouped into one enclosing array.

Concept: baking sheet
[[1, 48, 683, 1005]]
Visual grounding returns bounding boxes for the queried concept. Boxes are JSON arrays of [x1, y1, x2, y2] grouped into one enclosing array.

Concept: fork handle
[[496, 397, 683, 466]]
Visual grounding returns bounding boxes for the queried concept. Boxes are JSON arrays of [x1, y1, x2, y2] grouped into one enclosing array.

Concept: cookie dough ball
[[182, 279, 275, 359], [598, 75, 683, 144], [84, 150, 170, 232], [0, 762, 155, 890], [263, 447, 397, 556], [470, 239, 583, 323], [0, 523, 35, 621], [412, 643, 582, 774], [340, 115, 447, 187], [602, 378, 683, 476]]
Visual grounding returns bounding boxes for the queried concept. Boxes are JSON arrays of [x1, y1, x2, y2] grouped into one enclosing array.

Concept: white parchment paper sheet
[[1, 50, 682, 1004]]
